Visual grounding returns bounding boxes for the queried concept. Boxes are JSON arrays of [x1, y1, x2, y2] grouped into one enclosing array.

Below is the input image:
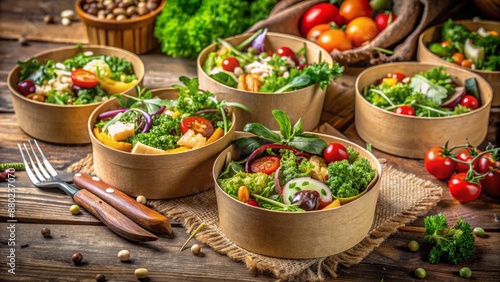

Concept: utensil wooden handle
[[73, 189, 158, 242], [73, 173, 172, 235]]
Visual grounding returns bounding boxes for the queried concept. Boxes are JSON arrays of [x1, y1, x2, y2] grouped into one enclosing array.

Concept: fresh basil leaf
[[234, 137, 271, 156], [288, 136, 327, 155], [218, 161, 245, 180], [272, 110, 292, 140], [243, 123, 281, 142], [291, 118, 303, 136]]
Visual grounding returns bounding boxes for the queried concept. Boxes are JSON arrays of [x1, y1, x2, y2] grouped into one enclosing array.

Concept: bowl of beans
[[75, 0, 165, 54]]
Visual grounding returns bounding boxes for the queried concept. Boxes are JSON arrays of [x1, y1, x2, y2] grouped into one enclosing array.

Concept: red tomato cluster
[[299, 0, 396, 52], [424, 143, 500, 202]]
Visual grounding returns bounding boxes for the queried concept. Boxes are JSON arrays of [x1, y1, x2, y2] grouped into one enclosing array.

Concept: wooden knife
[[73, 173, 172, 235]]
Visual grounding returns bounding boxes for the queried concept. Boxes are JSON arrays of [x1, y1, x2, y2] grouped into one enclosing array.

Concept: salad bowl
[[417, 20, 500, 106], [89, 88, 237, 199], [7, 45, 144, 144], [355, 62, 492, 159], [213, 131, 382, 259], [197, 31, 340, 131]]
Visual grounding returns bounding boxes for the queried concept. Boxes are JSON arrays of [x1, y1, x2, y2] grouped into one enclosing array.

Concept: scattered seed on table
[[71, 252, 83, 265], [459, 267, 472, 278], [191, 244, 201, 255], [407, 240, 419, 252], [134, 268, 148, 279], [69, 205, 81, 215], [473, 227, 485, 237], [95, 274, 105, 282], [136, 195, 147, 205], [41, 228, 51, 238], [118, 249, 131, 262], [415, 268, 426, 279]]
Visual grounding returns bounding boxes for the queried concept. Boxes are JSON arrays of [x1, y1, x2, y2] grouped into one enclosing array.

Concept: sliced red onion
[[133, 108, 152, 133], [153, 106, 166, 116], [441, 86, 465, 108], [97, 108, 128, 121]]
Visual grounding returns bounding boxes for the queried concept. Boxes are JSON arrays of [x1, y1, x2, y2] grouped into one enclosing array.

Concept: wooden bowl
[[75, 0, 165, 54], [197, 32, 335, 131], [355, 62, 493, 159], [7, 45, 144, 144], [417, 20, 500, 106], [89, 88, 236, 199], [213, 132, 382, 259]]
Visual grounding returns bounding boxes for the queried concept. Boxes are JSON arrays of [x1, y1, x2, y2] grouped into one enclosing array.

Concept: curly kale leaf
[[172, 76, 219, 114], [279, 149, 314, 185], [325, 154, 375, 198], [128, 114, 181, 150], [424, 214, 475, 264]]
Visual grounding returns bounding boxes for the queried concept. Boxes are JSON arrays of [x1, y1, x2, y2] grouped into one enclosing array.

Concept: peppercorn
[[95, 274, 106, 282], [41, 227, 51, 238], [71, 252, 83, 265]]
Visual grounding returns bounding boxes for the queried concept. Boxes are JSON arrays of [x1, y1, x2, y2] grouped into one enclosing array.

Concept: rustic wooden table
[[1, 1, 499, 281]]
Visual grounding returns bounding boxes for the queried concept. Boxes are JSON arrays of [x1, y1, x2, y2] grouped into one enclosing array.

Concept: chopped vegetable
[[324, 156, 375, 198]]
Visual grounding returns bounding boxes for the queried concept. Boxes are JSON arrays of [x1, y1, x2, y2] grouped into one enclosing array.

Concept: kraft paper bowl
[[75, 0, 165, 54], [197, 32, 335, 131], [355, 62, 492, 159], [89, 88, 236, 199], [213, 132, 382, 259], [417, 20, 500, 106], [8, 45, 144, 144]]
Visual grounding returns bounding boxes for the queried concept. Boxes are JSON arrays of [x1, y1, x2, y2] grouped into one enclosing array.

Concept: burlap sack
[[247, 0, 459, 65]]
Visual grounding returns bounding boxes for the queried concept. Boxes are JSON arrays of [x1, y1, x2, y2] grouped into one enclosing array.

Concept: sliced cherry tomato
[[221, 57, 240, 72], [345, 17, 378, 47], [424, 146, 457, 180], [316, 29, 352, 52], [299, 3, 343, 37], [394, 105, 415, 116], [448, 172, 482, 203], [323, 142, 349, 164], [374, 11, 396, 32], [250, 155, 280, 175], [481, 169, 500, 198], [456, 147, 482, 173], [71, 68, 99, 89], [339, 0, 373, 24], [390, 72, 406, 82], [180, 116, 214, 138], [276, 46, 299, 65], [460, 95, 479, 110]]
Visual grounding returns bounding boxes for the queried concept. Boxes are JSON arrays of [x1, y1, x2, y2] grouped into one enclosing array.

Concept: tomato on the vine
[[345, 17, 378, 47], [339, 0, 373, 24], [477, 153, 497, 173], [221, 57, 240, 72], [394, 105, 415, 116], [316, 29, 352, 52], [460, 95, 479, 110], [374, 11, 396, 32], [299, 3, 343, 37], [455, 147, 482, 173], [180, 116, 214, 138], [448, 172, 482, 203], [71, 68, 99, 88], [424, 146, 457, 180], [323, 142, 349, 164], [481, 169, 500, 198], [250, 155, 280, 175]]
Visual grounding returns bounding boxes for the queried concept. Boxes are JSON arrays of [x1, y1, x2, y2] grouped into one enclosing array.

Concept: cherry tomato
[[461, 59, 473, 68], [316, 29, 352, 52], [221, 57, 240, 72], [424, 146, 457, 180], [440, 40, 452, 47], [481, 169, 500, 198], [451, 52, 464, 64], [247, 199, 260, 207], [306, 23, 332, 42], [250, 155, 280, 175], [389, 72, 406, 82], [448, 172, 482, 203], [460, 95, 479, 110], [455, 147, 482, 173], [71, 68, 99, 89], [394, 105, 415, 116], [276, 46, 299, 65], [345, 17, 378, 47], [323, 142, 349, 164], [180, 116, 214, 138], [477, 153, 497, 173], [299, 3, 343, 37], [339, 0, 373, 24], [374, 11, 396, 32], [17, 79, 36, 96]]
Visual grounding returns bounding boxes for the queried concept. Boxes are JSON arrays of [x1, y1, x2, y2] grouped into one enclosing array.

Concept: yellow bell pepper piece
[[99, 77, 138, 94], [93, 127, 133, 152], [322, 199, 341, 210], [206, 127, 224, 145], [164, 146, 190, 154]]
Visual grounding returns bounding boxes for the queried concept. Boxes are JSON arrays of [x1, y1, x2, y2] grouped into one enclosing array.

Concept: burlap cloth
[[247, 0, 460, 65], [67, 124, 442, 281]]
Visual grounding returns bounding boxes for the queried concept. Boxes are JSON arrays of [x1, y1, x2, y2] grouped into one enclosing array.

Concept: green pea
[[459, 267, 472, 278], [473, 227, 485, 237], [408, 240, 420, 252], [69, 204, 81, 215], [415, 268, 426, 279]]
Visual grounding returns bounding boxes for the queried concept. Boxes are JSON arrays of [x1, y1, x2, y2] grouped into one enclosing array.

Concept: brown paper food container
[[197, 32, 334, 131], [89, 89, 236, 199], [8, 45, 144, 144], [355, 62, 493, 159], [75, 0, 165, 54], [212, 132, 382, 259], [417, 20, 500, 106]]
